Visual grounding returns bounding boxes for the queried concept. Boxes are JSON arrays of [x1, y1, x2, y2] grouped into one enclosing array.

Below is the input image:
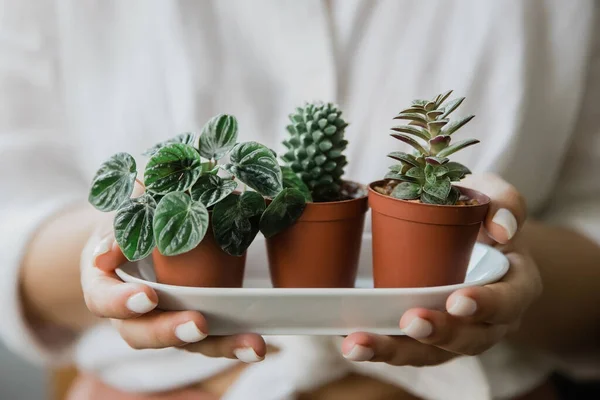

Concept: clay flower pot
[[153, 224, 246, 288], [266, 188, 369, 288], [368, 181, 490, 288]]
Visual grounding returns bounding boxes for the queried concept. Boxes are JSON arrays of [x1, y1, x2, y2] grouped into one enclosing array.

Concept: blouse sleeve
[[0, 1, 88, 365]]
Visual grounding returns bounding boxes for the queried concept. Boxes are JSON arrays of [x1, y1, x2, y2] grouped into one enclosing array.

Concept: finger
[[399, 309, 508, 356], [461, 174, 526, 244], [341, 332, 455, 366], [92, 233, 128, 273], [113, 310, 208, 349], [184, 333, 267, 363], [446, 252, 542, 324]]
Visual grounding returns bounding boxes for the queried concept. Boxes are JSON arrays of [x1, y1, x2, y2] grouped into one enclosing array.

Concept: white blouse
[[1, 1, 599, 399]]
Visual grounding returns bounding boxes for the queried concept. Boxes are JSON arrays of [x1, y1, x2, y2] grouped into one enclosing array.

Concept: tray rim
[[116, 243, 509, 296]]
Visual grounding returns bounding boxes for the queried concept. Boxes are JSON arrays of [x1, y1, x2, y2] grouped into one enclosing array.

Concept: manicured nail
[[492, 208, 518, 240], [175, 321, 207, 343], [343, 344, 374, 362], [234, 347, 263, 363], [448, 296, 478, 317], [402, 317, 433, 339], [126, 292, 156, 314], [92, 236, 113, 267]]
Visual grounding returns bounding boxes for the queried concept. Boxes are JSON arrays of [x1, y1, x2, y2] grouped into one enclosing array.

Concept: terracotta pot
[[153, 225, 246, 288], [266, 186, 369, 288], [368, 181, 490, 288]]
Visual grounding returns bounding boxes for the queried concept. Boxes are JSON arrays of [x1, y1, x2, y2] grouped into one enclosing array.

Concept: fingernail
[[492, 208, 518, 240], [126, 292, 157, 314], [175, 321, 207, 343], [92, 236, 113, 267], [448, 296, 478, 317], [402, 317, 433, 339], [343, 344, 374, 362], [234, 347, 263, 363]]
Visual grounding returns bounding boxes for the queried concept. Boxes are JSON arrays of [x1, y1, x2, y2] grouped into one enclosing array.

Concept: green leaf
[[200, 162, 220, 175], [411, 99, 428, 108], [198, 114, 239, 160], [398, 107, 427, 115], [191, 175, 238, 207], [387, 151, 420, 167], [421, 191, 446, 205], [213, 192, 265, 256], [390, 134, 428, 155], [391, 182, 421, 200], [441, 115, 475, 135], [114, 194, 156, 261], [393, 112, 428, 127], [425, 156, 449, 165], [435, 166, 449, 177], [144, 143, 203, 194], [153, 192, 209, 256], [259, 188, 306, 238], [89, 152, 137, 212], [385, 172, 419, 183], [437, 139, 480, 158], [391, 125, 430, 140], [446, 186, 460, 205], [423, 176, 451, 200], [444, 161, 472, 181], [434, 90, 453, 109], [142, 133, 196, 157], [406, 166, 425, 180], [440, 97, 465, 119], [427, 119, 449, 135], [429, 135, 451, 153], [224, 141, 283, 197], [281, 166, 312, 201]]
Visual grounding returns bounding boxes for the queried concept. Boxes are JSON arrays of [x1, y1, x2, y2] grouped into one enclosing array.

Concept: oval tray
[[116, 239, 508, 335]]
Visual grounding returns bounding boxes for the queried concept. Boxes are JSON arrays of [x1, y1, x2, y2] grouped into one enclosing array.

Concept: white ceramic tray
[[116, 237, 509, 335]]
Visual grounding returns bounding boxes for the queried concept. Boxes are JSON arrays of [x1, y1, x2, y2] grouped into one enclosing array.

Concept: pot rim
[[368, 181, 491, 208]]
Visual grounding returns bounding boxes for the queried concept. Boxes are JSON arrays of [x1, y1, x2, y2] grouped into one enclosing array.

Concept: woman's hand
[[341, 174, 543, 365], [80, 215, 266, 364]]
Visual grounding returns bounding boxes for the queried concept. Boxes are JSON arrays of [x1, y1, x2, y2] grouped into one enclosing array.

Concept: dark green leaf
[[89, 152, 137, 212], [446, 186, 460, 205], [114, 194, 156, 261], [421, 191, 446, 205], [440, 97, 465, 119], [423, 176, 452, 200], [281, 166, 312, 201], [390, 134, 428, 155], [224, 141, 283, 197], [144, 143, 203, 194], [385, 172, 419, 183], [191, 175, 237, 207], [142, 133, 196, 157], [198, 114, 239, 160], [406, 166, 425, 180], [259, 188, 306, 238], [387, 151, 420, 167], [437, 139, 480, 157], [390, 182, 421, 200], [444, 161, 472, 181], [153, 192, 209, 256], [435, 166, 449, 177], [441, 115, 475, 136], [213, 192, 265, 256], [391, 125, 430, 140]]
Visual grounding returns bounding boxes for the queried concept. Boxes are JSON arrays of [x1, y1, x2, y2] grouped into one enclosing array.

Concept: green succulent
[[384, 91, 478, 205], [89, 114, 306, 260], [282, 102, 349, 202]]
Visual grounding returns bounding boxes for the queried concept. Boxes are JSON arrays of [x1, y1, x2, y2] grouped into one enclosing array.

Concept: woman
[[1, 1, 599, 399]]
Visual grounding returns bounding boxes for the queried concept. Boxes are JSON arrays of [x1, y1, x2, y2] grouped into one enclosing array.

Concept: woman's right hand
[[80, 217, 266, 363]]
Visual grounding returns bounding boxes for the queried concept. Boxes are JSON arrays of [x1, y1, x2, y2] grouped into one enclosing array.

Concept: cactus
[[282, 102, 349, 202], [384, 90, 478, 205]]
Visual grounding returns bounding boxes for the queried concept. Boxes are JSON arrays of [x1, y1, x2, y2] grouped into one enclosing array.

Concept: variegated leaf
[[144, 143, 203, 194], [89, 152, 137, 212], [224, 141, 283, 197], [114, 194, 156, 261], [259, 188, 306, 238], [391, 182, 421, 200], [191, 175, 238, 207], [142, 133, 196, 157], [198, 114, 239, 160]]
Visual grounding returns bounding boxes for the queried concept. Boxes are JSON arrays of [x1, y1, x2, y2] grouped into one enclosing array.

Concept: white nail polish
[[175, 321, 207, 343], [92, 237, 113, 260], [448, 296, 478, 317], [492, 208, 518, 240], [402, 317, 433, 339], [234, 347, 263, 363], [343, 344, 374, 362], [126, 292, 156, 314]]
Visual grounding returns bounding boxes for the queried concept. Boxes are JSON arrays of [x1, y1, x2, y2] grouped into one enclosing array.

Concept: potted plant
[[88, 114, 305, 287], [368, 91, 490, 288], [262, 102, 369, 288]]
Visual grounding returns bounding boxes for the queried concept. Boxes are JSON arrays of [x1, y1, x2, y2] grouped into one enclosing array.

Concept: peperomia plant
[[89, 114, 307, 261], [384, 90, 478, 205], [281, 102, 349, 202]]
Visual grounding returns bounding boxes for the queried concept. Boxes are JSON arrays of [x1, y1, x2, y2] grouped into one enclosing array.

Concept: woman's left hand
[[341, 174, 543, 365]]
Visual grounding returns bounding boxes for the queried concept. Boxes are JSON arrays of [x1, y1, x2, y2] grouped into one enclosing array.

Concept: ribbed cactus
[[282, 102, 349, 202]]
